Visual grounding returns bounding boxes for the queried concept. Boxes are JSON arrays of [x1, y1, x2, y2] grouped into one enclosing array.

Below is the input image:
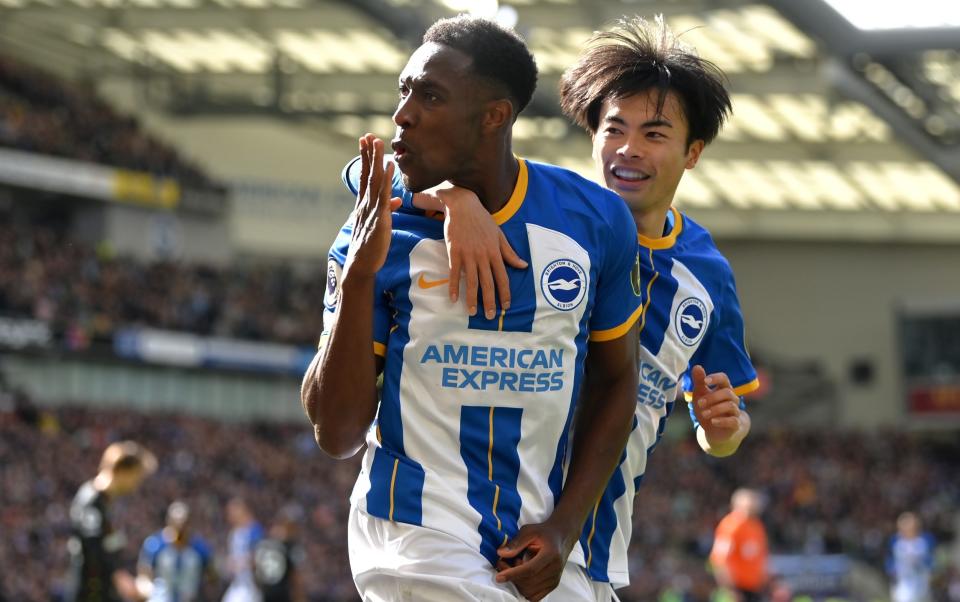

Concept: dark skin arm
[[496, 324, 639, 601], [300, 134, 397, 459]]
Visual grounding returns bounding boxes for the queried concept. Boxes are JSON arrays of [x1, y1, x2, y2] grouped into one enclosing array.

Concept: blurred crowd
[[0, 55, 218, 190], [622, 428, 960, 601], [2, 388, 958, 602], [0, 223, 324, 347], [0, 396, 360, 602]]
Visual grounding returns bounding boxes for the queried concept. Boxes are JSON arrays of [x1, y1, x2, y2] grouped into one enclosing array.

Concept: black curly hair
[[423, 15, 538, 118], [560, 16, 732, 146]]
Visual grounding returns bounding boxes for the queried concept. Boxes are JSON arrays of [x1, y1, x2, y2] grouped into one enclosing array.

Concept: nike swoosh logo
[[418, 274, 450, 289]]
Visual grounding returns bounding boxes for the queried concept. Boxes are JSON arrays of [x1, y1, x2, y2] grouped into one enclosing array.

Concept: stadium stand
[[621, 430, 960, 601], [0, 222, 324, 347], [0, 388, 360, 602], [0, 2, 958, 601], [2, 381, 958, 601], [1, 205, 952, 600], [0, 55, 220, 191]]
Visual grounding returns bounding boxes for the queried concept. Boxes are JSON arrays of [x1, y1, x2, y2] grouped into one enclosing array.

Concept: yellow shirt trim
[[584, 499, 602, 567], [638, 207, 683, 250], [683, 378, 761, 402], [373, 342, 387, 357], [491, 158, 527, 226], [733, 378, 761, 397], [589, 304, 643, 342], [388, 458, 399, 522], [635, 246, 659, 338], [591, 245, 651, 343]]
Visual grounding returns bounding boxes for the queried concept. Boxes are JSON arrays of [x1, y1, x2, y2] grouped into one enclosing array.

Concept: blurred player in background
[[390, 15, 757, 598], [710, 488, 769, 602], [64, 441, 157, 602], [253, 510, 306, 602], [222, 498, 264, 602], [137, 500, 215, 602], [887, 511, 936, 602], [305, 14, 641, 602]]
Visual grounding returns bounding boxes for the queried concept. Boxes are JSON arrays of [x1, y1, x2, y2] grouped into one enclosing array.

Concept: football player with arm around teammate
[[396, 15, 759, 597], [302, 15, 642, 602]]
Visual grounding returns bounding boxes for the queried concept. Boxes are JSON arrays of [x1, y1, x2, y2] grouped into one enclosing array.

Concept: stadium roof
[[2, 0, 959, 239]]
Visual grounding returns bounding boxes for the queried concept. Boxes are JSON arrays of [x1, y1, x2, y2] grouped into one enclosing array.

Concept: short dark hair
[[423, 15, 538, 116], [559, 16, 732, 146]]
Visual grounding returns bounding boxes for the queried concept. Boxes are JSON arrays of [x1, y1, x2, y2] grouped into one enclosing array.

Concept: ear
[[482, 99, 515, 133], [685, 139, 705, 170]]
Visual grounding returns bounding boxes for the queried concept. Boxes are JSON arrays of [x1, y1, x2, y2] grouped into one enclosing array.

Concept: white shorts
[[221, 580, 262, 602], [892, 582, 931, 602], [348, 505, 606, 601], [590, 581, 620, 602]]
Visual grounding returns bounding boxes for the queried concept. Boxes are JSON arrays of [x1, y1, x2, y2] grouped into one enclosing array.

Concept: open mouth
[[611, 165, 651, 182]]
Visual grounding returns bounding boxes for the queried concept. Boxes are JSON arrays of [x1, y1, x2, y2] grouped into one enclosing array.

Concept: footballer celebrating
[[391, 15, 759, 598], [302, 16, 642, 602]]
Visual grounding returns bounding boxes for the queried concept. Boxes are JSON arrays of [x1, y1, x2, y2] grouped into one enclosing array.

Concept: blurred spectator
[[0, 55, 220, 191]]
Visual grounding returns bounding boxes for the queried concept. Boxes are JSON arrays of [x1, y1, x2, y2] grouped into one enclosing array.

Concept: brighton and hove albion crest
[[325, 259, 342, 308], [675, 297, 708, 346], [541, 259, 587, 311]]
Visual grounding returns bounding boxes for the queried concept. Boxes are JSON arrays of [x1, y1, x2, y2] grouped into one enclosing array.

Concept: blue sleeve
[[194, 538, 212, 566], [321, 218, 393, 354], [341, 154, 417, 212], [924, 533, 936, 568], [588, 192, 643, 341], [886, 536, 898, 576], [248, 523, 265, 548], [140, 534, 161, 568], [683, 266, 758, 400]]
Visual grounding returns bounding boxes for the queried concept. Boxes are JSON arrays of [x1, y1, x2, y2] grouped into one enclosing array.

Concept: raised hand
[[344, 134, 402, 280], [690, 365, 742, 445]]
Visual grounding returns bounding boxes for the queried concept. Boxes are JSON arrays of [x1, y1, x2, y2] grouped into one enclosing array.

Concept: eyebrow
[[603, 115, 674, 129], [399, 74, 450, 94]]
